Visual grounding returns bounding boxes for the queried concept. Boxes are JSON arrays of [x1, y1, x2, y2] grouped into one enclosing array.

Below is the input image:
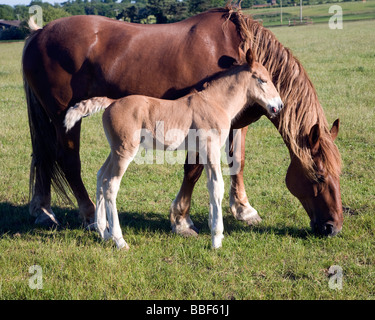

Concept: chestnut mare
[[22, 6, 343, 236], [64, 49, 283, 249]]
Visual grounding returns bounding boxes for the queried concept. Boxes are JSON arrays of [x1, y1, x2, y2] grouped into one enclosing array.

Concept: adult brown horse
[[22, 6, 343, 236]]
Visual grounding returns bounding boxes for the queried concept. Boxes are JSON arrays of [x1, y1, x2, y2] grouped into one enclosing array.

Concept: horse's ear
[[308, 124, 321, 154], [246, 49, 255, 68], [330, 118, 340, 141]]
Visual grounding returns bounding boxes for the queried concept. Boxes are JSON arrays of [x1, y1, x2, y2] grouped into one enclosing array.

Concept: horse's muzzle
[[311, 221, 342, 237]]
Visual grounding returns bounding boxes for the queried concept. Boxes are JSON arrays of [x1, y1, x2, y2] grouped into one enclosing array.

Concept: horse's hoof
[[230, 202, 262, 225], [173, 225, 199, 237], [34, 209, 60, 228], [79, 202, 96, 228], [245, 212, 262, 226], [85, 222, 98, 231]]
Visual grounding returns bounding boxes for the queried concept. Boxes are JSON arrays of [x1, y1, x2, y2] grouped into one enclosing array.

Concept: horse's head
[[285, 119, 343, 236], [245, 49, 284, 118]]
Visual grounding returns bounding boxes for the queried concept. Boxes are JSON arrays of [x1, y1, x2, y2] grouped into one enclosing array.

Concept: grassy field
[[245, 0, 375, 26], [0, 19, 374, 300]]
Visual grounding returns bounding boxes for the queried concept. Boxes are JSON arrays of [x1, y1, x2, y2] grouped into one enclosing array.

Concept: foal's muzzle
[[267, 97, 284, 118]]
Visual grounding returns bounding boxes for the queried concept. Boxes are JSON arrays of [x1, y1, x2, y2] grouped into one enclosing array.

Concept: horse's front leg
[[227, 127, 262, 225], [169, 152, 201, 237]]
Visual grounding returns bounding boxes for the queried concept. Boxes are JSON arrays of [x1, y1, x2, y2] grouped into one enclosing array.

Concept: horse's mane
[[222, 5, 341, 180]]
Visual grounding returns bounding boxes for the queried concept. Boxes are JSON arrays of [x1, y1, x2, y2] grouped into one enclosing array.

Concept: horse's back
[[23, 9, 242, 117]]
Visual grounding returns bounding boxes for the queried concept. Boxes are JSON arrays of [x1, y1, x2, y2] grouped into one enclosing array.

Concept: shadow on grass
[[0, 202, 314, 240], [0, 202, 83, 236], [249, 225, 312, 239]]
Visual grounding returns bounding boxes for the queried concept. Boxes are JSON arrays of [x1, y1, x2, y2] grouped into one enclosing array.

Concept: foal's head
[[245, 49, 283, 118]]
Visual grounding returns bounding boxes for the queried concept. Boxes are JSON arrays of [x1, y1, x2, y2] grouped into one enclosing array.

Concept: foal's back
[[102, 89, 231, 154], [102, 95, 193, 148]]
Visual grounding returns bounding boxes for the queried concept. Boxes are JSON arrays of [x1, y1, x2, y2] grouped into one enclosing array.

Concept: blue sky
[[1, 0, 66, 6]]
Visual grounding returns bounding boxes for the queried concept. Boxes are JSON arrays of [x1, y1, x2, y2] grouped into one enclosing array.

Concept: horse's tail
[[23, 30, 73, 204], [64, 97, 114, 132]]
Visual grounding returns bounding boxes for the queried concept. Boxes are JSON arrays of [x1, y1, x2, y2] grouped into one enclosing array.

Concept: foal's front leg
[[204, 156, 225, 249]]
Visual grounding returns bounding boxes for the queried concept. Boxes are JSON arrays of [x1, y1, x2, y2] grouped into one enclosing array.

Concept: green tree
[[0, 4, 15, 20], [42, 6, 71, 24], [147, 0, 169, 23], [189, 0, 211, 14]]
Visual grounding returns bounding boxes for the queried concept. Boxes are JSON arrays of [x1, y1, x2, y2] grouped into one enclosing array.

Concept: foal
[[64, 49, 283, 249]]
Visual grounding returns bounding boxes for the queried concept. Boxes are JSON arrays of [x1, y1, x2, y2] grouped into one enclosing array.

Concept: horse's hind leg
[[56, 122, 96, 226], [228, 127, 262, 225], [170, 152, 200, 237], [30, 158, 60, 227]]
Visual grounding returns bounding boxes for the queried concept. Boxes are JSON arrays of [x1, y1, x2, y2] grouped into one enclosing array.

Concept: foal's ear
[[330, 118, 340, 141], [308, 123, 321, 155], [246, 49, 255, 69]]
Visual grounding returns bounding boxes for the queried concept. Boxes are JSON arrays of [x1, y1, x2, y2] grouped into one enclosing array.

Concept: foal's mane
[[222, 6, 341, 180]]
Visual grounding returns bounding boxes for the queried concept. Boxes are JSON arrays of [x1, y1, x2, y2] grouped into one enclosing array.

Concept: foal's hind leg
[[97, 149, 137, 249], [96, 156, 111, 240], [228, 127, 261, 225]]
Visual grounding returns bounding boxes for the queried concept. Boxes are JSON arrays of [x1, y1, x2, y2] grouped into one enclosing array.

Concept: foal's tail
[[64, 97, 114, 132]]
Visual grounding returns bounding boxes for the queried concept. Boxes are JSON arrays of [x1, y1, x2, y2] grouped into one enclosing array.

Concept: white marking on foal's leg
[[100, 150, 137, 250], [95, 156, 110, 239], [205, 159, 225, 249]]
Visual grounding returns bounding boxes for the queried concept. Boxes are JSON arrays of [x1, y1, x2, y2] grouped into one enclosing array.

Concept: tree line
[[0, 0, 354, 39]]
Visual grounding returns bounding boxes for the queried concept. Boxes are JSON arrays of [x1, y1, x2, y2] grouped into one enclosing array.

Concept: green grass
[[245, 0, 375, 26], [0, 20, 375, 300]]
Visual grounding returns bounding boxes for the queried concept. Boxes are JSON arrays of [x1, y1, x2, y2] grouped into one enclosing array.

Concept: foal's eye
[[257, 78, 266, 85]]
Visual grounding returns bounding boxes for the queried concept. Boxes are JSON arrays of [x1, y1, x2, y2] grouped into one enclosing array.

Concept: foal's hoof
[[34, 209, 60, 228], [212, 234, 224, 249], [115, 238, 130, 250]]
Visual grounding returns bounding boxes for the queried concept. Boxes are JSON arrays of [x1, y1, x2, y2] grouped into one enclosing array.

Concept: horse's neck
[[199, 65, 250, 119]]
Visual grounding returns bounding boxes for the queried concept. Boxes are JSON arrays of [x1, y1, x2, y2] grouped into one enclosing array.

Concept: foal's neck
[[199, 64, 251, 119]]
